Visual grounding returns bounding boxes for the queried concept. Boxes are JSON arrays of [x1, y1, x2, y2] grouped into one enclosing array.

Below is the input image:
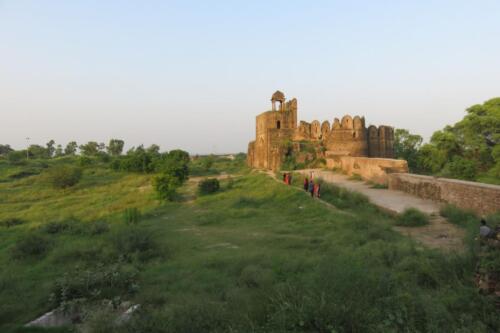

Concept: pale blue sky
[[1, 0, 499, 154]]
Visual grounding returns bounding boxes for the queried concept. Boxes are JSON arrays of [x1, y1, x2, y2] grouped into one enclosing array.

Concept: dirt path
[[280, 169, 465, 251]]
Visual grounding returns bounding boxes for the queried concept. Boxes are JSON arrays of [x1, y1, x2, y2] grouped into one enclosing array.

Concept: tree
[[155, 150, 190, 182], [416, 144, 447, 174], [394, 129, 423, 171], [64, 141, 78, 155], [28, 145, 48, 159], [46, 140, 56, 158], [152, 173, 181, 201], [107, 139, 125, 156], [0, 144, 13, 156], [55, 145, 64, 157], [79, 141, 100, 156]]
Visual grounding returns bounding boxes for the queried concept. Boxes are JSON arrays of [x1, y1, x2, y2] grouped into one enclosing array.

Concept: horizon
[[2, 0, 500, 154]]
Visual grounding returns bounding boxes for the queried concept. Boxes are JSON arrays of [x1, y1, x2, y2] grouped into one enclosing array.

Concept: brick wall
[[388, 173, 500, 216]]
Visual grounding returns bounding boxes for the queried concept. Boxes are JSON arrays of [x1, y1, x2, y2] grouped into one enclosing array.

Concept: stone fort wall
[[327, 156, 409, 184], [388, 173, 500, 216], [247, 91, 397, 171]]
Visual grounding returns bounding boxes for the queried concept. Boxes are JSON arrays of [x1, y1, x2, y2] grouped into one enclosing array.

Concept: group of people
[[304, 177, 321, 198], [282, 172, 293, 185], [281, 172, 321, 198]]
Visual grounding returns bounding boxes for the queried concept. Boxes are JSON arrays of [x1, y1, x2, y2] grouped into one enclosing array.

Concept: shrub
[[396, 208, 429, 227], [50, 262, 139, 308], [152, 173, 180, 201], [45, 165, 82, 189], [440, 204, 477, 227], [11, 233, 51, 259], [123, 207, 141, 225], [111, 227, 160, 261], [0, 217, 26, 228], [42, 221, 71, 234], [198, 178, 220, 195], [89, 220, 110, 235]]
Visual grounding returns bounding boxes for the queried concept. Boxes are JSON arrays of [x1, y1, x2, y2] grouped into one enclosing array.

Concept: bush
[[152, 173, 180, 201], [0, 217, 26, 228], [440, 204, 477, 227], [45, 165, 83, 189], [111, 227, 160, 261], [123, 207, 141, 225], [89, 220, 110, 235], [198, 178, 220, 195], [396, 208, 429, 227], [11, 233, 51, 259], [42, 221, 71, 234], [50, 262, 139, 308]]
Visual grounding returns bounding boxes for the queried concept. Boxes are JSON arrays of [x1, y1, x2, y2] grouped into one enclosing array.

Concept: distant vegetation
[[395, 97, 500, 184]]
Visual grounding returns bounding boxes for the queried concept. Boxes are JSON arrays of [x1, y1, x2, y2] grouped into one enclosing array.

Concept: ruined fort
[[247, 91, 407, 180]]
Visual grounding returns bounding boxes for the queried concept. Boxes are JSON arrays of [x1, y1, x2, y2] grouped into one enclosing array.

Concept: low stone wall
[[388, 173, 500, 216], [325, 156, 408, 184]]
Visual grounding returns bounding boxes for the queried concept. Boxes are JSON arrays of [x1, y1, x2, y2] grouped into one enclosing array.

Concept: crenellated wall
[[247, 91, 397, 170]]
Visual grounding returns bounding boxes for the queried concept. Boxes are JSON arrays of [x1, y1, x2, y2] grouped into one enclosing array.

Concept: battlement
[[247, 91, 396, 170]]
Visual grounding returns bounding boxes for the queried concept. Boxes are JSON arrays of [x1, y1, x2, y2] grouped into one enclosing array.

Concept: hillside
[[0, 158, 499, 332]]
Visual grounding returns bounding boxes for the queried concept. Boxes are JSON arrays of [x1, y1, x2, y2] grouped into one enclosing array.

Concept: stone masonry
[[247, 91, 397, 171]]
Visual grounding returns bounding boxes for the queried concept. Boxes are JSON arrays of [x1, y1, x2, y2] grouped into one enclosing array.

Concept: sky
[[1, 0, 500, 154]]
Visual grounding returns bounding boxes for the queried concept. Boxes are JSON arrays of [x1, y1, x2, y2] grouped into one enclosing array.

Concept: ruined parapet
[[311, 120, 321, 140], [321, 121, 330, 140], [247, 141, 255, 167], [295, 121, 311, 140], [368, 125, 380, 157], [378, 125, 394, 158], [324, 115, 368, 157]]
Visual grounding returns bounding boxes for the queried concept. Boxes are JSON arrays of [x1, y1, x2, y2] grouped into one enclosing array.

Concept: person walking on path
[[288, 173, 292, 185], [303, 177, 309, 191], [308, 180, 314, 197], [313, 182, 322, 198], [283, 173, 287, 184]]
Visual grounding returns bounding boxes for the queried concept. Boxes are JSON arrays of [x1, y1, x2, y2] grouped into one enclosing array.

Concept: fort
[[247, 91, 408, 181]]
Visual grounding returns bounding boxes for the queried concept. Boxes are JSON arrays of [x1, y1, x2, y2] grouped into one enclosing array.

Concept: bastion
[[247, 91, 408, 182]]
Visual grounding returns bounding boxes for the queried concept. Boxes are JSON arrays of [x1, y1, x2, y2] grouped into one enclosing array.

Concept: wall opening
[[277, 121, 281, 129]]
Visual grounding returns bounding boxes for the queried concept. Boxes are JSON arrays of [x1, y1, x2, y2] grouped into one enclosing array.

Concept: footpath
[[287, 169, 465, 251]]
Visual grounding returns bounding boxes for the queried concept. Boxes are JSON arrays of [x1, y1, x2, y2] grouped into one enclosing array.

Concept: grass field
[[0, 158, 499, 332]]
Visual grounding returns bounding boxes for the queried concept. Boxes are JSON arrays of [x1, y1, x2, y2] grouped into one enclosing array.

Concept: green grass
[[0, 159, 498, 332]]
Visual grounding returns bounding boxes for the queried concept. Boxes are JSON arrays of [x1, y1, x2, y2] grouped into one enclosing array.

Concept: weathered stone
[[388, 173, 500, 215], [25, 309, 74, 327], [247, 91, 397, 170]]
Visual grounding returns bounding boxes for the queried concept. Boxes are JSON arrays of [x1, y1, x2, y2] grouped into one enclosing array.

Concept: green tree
[[107, 139, 125, 156], [0, 144, 13, 156], [28, 145, 48, 159], [55, 144, 64, 157], [394, 129, 423, 171], [416, 144, 447, 174], [79, 141, 100, 156], [46, 140, 56, 158], [152, 173, 181, 201], [64, 141, 78, 155]]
